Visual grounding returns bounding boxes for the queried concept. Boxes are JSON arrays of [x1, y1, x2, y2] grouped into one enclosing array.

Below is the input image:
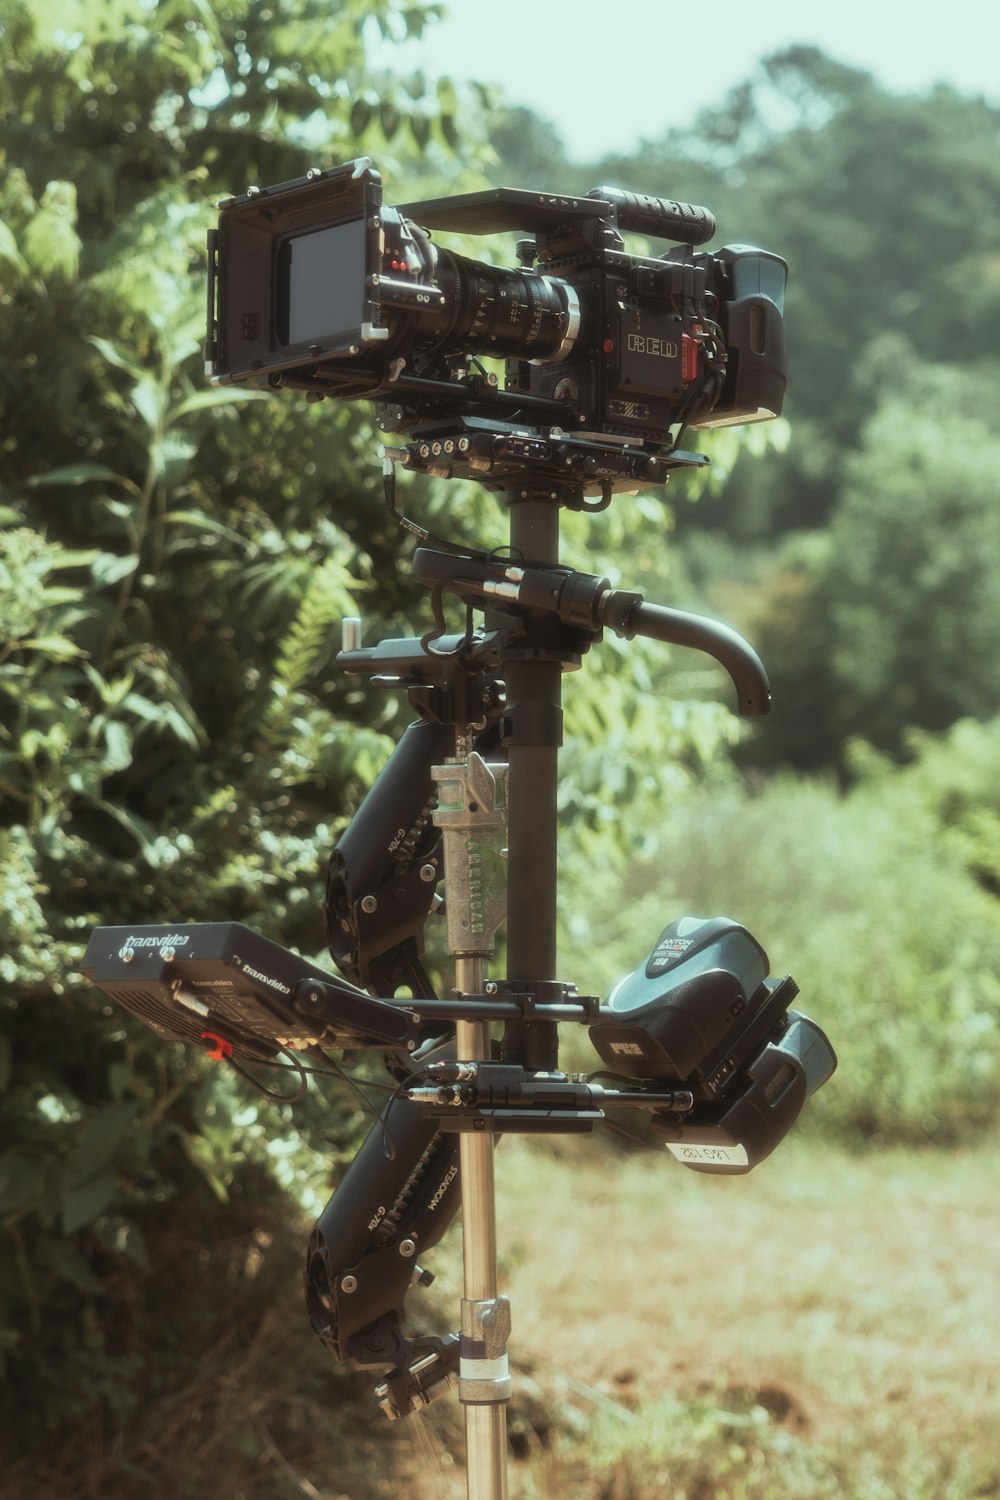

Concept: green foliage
[[0, 0, 754, 1485], [0, 0, 488, 1480], [519, 1375, 1000, 1500], [746, 357, 1000, 765], [486, 54, 1000, 776], [588, 48, 1000, 453], [7, 8, 997, 1486], [539, 1388, 843, 1499], [564, 48, 1000, 557]]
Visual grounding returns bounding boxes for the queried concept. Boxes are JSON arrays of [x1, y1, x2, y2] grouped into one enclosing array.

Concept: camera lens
[[411, 249, 579, 365]]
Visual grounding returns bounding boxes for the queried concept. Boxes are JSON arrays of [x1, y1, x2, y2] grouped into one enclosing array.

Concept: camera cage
[[208, 158, 707, 388], [207, 156, 788, 472]]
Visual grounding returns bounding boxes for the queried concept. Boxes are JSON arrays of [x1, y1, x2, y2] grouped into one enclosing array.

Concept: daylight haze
[[369, 0, 1000, 158]]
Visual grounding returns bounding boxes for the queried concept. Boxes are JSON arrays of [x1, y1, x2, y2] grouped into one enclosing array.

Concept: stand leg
[[456, 994, 509, 1500], [432, 756, 511, 1500]]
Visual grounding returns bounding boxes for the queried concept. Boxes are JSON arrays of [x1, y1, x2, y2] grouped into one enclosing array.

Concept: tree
[[744, 355, 1000, 767], [576, 49, 1000, 538], [0, 3, 748, 1488], [0, 1, 479, 1490]]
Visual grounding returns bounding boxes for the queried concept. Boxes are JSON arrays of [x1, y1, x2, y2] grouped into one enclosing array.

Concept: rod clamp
[[431, 753, 508, 956], [459, 1296, 513, 1405]]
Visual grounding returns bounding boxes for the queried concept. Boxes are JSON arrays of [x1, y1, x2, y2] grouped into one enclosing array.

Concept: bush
[[0, 0, 464, 1481]]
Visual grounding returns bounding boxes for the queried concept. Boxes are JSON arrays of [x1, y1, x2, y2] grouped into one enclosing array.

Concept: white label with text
[[665, 1142, 749, 1167]]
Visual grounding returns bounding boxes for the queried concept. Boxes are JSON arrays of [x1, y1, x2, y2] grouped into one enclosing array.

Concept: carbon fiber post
[[499, 490, 564, 1073]]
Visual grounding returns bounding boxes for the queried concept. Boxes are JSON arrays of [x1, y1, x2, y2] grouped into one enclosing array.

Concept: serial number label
[[665, 1142, 749, 1167]]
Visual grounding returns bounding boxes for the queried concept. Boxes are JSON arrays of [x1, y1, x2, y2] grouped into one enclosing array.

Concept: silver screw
[[399, 1239, 416, 1258], [119, 947, 135, 964], [341, 1275, 358, 1294], [485, 981, 498, 995], [161, 947, 175, 962], [361, 895, 378, 914], [419, 863, 437, 883]]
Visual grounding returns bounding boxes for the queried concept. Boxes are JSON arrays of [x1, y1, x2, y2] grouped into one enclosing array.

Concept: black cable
[[226, 1045, 405, 1159], [570, 481, 613, 514], [228, 1046, 309, 1104], [383, 457, 488, 560], [419, 587, 477, 661], [313, 1049, 407, 1160]]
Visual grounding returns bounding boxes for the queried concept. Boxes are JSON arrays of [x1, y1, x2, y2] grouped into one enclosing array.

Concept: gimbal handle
[[612, 598, 771, 717], [408, 546, 772, 718]]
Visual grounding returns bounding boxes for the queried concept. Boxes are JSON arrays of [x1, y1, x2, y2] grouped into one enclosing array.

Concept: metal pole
[[455, 992, 509, 1500], [432, 740, 511, 1500]]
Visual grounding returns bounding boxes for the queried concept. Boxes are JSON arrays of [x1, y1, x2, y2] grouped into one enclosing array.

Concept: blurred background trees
[[2, 1, 999, 1494]]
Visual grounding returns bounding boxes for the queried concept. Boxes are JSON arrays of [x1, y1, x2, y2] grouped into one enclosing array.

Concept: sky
[[367, 0, 1000, 161]]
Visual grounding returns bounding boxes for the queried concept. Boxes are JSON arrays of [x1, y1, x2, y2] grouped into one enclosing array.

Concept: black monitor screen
[[277, 218, 366, 347]]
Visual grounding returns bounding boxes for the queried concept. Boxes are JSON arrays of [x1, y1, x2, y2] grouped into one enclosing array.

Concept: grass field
[[392, 1136, 1000, 1499]]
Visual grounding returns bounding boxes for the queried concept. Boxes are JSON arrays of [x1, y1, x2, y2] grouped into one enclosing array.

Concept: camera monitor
[[81, 922, 418, 1060]]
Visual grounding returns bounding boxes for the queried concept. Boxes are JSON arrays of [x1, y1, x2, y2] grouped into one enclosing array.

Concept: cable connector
[[374, 1334, 461, 1420]]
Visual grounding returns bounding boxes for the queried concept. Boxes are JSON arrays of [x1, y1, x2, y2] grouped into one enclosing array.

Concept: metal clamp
[[459, 1295, 512, 1405], [431, 752, 508, 956]]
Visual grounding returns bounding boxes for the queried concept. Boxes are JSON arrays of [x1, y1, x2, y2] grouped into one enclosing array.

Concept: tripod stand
[[325, 456, 773, 1499]]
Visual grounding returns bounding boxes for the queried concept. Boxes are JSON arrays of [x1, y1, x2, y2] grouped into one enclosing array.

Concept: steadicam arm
[[324, 719, 453, 1000], [305, 1037, 463, 1419]]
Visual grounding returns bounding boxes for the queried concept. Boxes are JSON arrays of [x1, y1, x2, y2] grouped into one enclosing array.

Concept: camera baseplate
[[378, 413, 710, 498]]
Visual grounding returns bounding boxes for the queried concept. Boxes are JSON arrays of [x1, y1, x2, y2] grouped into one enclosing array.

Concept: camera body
[[208, 158, 787, 457]]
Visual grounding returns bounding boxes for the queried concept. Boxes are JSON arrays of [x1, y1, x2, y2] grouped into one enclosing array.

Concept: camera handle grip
[[605, 595, 772, 717], [589, 186, 717, 246]]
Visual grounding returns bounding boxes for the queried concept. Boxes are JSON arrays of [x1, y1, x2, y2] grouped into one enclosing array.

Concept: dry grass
[[402, 1135, 1000, 1499], [8, 1138, 997, 1498]]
